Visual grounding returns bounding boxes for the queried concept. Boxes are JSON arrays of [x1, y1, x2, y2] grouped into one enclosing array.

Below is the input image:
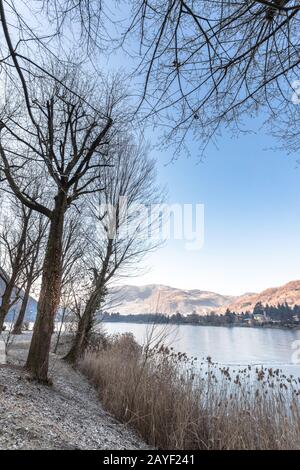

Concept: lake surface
[[102, 322, 300, 377]]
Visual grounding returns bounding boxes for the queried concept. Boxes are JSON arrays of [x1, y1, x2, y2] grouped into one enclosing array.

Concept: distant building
[[253, 313, 269, 324]]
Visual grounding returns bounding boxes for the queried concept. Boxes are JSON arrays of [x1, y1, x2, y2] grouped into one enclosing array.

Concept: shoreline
[[101, 319, 300, 331], [0, 334, 148, 450]]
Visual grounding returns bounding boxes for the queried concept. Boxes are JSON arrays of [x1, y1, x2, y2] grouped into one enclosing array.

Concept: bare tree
[[0, 1, 108, 105], [32, 1, 300, 153], [53, 210, 87, 353], [2, 1, 300, 156], [0, 199, 33, 331], [0, 64, 128, 381], [65, 135, 163, 363], [12, 213, 48, 335], [116, 1, 300, 153]]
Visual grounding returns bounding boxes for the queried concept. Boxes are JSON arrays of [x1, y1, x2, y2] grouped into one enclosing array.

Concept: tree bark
[[64, 289, 101, 364], [26, 193, 67, 382], [0, 280, 15, 331], [53, 306, 67, 354], [64, 240, 113, 364], [12, 279, 32, 335]]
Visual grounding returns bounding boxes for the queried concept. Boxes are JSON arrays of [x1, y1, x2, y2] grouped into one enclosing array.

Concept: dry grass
[[79, 333, 300, 450]]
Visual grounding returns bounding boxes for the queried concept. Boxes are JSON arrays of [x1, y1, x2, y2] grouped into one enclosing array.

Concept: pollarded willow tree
[[0, 63, 129, 382]]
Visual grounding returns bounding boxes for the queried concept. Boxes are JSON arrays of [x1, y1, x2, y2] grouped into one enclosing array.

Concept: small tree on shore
[[53, 210, 87, 353], [65, 136, 163, 363]]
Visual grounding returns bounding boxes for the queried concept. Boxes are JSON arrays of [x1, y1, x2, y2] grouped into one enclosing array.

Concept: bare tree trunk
[[64, 289, 101, 364], [0, 279, 16, 331], [12, 279, 32, 335], [0, 210, 30, 331], [0, 287, 12, 331], [64, 240, 112, 364], [53, 306, 67, 354], [26, 193, 67, 382]]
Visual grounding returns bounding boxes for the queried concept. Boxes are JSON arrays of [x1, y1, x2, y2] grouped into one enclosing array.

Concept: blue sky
[[125, 123, 300, 295], [95, 21, 300, 296]]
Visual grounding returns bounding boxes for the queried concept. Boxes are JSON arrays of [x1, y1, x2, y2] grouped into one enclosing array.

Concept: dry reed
[[79, 332, 300, 450]]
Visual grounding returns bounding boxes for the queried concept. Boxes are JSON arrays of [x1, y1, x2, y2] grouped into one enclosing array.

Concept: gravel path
[[0, 337, 147, 450], [0, 337, 5, 364]]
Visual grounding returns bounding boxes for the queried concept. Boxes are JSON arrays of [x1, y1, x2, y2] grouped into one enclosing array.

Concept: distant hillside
[[108, 284, 235, 315], [3, 270, 300, 321], [219, 280, 300, 313]]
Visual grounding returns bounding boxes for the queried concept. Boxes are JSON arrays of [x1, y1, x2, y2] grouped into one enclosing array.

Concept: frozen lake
[[102, 322, 300, 377]]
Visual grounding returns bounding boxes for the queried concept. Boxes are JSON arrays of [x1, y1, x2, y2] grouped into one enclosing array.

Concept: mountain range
[[108, 280, 300, 316], [3, 270, 300, 319], [219, 280, 300, 314], [107, 284, 234, 315]]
